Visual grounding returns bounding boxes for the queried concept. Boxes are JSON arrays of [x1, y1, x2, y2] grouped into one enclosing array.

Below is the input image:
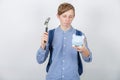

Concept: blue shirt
[[36, 26, 92, 80]]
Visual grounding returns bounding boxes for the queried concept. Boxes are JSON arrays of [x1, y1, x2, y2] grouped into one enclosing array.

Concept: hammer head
[[44, 17, 50, 26]]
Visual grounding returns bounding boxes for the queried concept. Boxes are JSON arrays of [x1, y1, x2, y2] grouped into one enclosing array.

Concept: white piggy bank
[[72, 34, 84, 47]]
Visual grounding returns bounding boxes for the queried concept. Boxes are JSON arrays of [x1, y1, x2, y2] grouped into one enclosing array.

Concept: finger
[[73, 47, 83, 52], [77, 47, 82, 50], [83, 37, 87, 46], [44, 34, 48, 38], [73, 46, 82, 51], [43, 36, 48, 41], [43, 33, 48, 39], [72, 46, 79, 49], [44, 32, 48, 35], [41, 35, 48, 43]]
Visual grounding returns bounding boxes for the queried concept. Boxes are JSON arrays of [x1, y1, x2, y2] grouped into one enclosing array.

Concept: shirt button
[[64, 37, 66, 39], [62, 60, 64, 63], [62, 68, 64, 70], [64, 44, 66, 47], [62, 75, 64, 78]]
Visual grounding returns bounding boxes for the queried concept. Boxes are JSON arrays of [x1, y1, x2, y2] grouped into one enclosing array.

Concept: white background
[[0, 0, 120, 80]]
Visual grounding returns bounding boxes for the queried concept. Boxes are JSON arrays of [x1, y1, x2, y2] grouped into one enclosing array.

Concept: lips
[[64, 23, 70, 25]]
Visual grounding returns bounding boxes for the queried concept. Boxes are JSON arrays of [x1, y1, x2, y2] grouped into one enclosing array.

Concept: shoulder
[[48, 27, 59, 33], [49, 28, 55, 32], [48, 29, 55, 38], [48, 28, 56, 35]]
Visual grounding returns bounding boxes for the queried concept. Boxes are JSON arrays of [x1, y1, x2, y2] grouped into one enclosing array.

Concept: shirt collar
[[57, 25, 74, 33]]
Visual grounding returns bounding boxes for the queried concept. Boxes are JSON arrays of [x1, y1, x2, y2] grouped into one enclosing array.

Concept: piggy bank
[[72, 34, 84, 47]]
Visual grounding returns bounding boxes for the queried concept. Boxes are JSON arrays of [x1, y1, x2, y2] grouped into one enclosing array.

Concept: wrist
[[82, 47, 89, 57], [40, 44, 46, 50]]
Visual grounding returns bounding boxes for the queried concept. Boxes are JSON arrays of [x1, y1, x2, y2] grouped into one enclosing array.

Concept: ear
[[57, 14, 60, 19]]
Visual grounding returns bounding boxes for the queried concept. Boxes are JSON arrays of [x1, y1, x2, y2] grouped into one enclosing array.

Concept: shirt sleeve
[[81, 34, 92, 62], [36, 43, 49, 64], [81, 48, 92, 62]]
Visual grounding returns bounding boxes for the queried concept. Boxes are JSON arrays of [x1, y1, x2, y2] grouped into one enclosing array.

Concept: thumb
[[83, 37, 87, 47]]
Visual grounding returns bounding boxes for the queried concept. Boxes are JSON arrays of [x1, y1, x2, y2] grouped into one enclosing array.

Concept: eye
[[62, 15, 67, 18], [69, 15, 74, 19]]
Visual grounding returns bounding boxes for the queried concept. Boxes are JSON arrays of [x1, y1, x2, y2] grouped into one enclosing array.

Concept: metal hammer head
[[44, 17, 50, 26]]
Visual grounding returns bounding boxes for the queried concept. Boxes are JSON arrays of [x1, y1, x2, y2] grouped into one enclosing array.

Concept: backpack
[[46, 29, 83, 76]]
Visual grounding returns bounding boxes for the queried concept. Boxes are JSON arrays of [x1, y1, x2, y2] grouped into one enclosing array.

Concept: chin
[[64, 24, 71, 27]]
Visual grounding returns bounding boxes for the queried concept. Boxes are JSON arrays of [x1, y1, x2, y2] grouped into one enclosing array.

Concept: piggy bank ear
[[81, 35, 85, 39]]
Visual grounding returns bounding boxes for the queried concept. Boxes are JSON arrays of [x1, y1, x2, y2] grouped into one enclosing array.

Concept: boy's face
[[57, 9, 75, 28]]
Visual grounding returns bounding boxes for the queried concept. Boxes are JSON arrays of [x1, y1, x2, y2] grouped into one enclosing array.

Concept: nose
[[65, 17, 70, 22]]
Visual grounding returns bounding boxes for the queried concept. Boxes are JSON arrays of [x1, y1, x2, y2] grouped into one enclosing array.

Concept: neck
[[60, 25, 71, 31]]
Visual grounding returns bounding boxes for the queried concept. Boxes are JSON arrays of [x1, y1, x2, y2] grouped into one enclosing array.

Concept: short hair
[[57, 3, 75, 16]]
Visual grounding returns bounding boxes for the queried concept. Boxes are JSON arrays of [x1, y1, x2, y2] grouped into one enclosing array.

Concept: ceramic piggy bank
[[72, 34, 84, 47]]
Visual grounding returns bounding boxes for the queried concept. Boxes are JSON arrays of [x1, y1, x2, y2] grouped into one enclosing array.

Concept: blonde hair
[[57, 3, 75, 15]]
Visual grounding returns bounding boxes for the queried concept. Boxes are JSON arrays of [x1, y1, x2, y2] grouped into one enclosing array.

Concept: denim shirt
[[36, 26, 92, 80]]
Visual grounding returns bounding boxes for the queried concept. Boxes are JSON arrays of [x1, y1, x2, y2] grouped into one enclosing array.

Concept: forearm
[[82, 47, 90, 57], [36, 44, 49, 64], [81, 48, 92, 62]]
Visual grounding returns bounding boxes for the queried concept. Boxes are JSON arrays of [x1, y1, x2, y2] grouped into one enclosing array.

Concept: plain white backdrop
[[0, 0, 120, 80]]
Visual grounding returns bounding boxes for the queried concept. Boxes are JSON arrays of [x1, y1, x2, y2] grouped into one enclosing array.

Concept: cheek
[[60, 18, 65, 22], [70, 18, 74, 21]]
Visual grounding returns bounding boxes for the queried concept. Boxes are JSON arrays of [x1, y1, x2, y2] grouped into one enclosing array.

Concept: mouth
[[64, 23, 70, 25]]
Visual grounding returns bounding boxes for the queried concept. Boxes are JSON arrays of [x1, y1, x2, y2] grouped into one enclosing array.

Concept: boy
[[37, 2, 92, 80]]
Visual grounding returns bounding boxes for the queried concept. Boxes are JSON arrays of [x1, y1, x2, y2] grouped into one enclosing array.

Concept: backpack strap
[[46, 29, 55, 72], [76, 29, 83, 75], [76, 29, 82, 36]]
